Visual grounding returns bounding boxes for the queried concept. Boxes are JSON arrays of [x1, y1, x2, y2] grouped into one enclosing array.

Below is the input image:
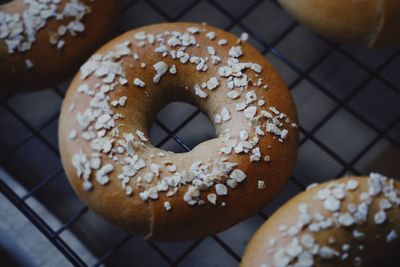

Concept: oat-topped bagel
[[242, 173, 400, 267], [0, 0, 119, 93], [59, 22, 299, 241]]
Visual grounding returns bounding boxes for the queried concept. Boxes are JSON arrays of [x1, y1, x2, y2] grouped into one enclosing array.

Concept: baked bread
[[279, 0, 400, 47], [242, 173, 400, 267], [59, 22, 299, 241], [0, 0, 119, 93]]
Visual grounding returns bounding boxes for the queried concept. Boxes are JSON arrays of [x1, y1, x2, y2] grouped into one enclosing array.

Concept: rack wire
[[1, 0, 399, 266]]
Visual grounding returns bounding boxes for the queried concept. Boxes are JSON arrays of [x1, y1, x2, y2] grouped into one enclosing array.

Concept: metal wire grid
[[0, 0, 399, 266]]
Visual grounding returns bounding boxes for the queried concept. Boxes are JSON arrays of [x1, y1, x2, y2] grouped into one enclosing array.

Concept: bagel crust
[[241, 173, 400, 267], [278, 0, 400, 47], [0, 0, 119, 93], [59, 22, 299, 241]]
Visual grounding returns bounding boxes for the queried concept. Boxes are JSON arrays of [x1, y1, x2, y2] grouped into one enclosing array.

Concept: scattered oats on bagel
[[0, 0, 119, 93], [59, 22, 299, 241], [278, 0, 400, 47], [241, 173, 400, 267]]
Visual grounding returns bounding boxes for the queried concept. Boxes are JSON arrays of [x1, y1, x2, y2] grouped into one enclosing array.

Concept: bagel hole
[[149, 102, 216, 153]]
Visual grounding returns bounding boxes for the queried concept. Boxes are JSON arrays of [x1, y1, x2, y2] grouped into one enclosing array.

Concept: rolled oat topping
[[68, 25, 296, 210], [262, 173, 399, 267], [1, 0, 93, 68]]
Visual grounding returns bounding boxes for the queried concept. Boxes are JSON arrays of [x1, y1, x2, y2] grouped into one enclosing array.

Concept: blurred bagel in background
[[0, 0, 120, 93], [279, 0, 400, 47]]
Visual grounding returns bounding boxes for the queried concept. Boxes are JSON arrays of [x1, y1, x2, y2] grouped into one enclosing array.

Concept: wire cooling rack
[[1, 0, 400, 266]]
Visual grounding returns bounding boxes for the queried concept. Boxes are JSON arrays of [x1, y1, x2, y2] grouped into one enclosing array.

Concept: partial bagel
[[242, 173, 400, 267], [279, 0, 400, 47], [0, 0, 119, 93], [59, 22, 299, 241]]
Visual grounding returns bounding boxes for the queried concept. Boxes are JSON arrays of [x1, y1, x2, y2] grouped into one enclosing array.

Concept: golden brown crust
[[60, 74, 152, 234], [241, 174, 400, 267], [59, 22, 299, 241], [0, 0, 119, 93], [279, 0, 381, 44], [278, 0, 400, 47]]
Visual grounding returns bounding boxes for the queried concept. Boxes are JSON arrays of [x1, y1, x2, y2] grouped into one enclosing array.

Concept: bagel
[[0, 0, 119, 93], [59, 22, 299, 241], [278, 0, 400, 47], [241, 173, 400, 267]]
